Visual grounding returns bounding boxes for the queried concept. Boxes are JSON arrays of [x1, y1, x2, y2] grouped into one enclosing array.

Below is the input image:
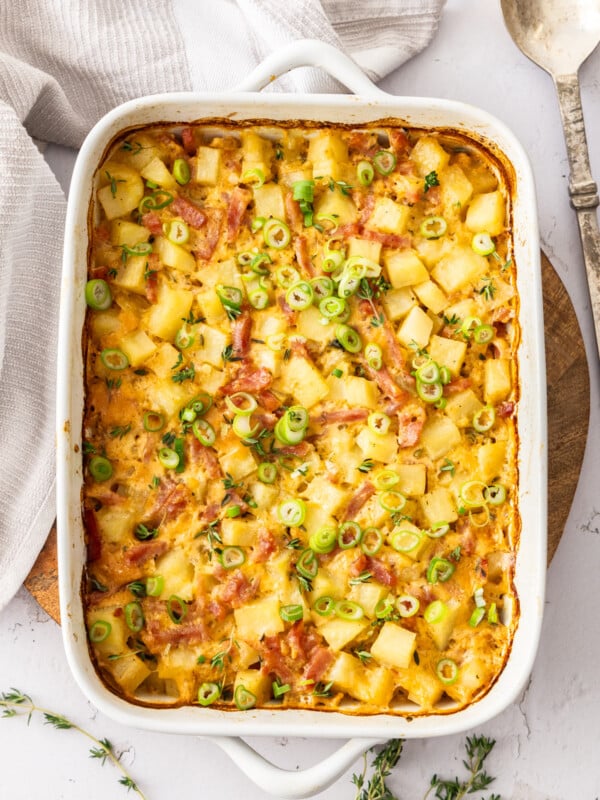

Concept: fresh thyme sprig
[[424, 735, 499, 800], [0, 688, 146, 799], [352, 739, 404, 800]]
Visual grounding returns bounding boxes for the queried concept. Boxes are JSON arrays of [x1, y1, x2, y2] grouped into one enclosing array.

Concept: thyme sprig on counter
[[0, 688, 146, 799]]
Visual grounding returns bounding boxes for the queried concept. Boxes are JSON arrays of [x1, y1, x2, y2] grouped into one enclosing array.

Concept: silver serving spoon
[[501, 0, 600, 360]]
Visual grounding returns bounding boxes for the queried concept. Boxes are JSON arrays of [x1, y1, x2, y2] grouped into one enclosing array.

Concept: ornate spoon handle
[[555, 73, 600, 360]]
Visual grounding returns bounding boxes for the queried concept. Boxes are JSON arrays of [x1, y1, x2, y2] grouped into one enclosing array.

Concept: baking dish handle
[[232, 38, 390, 98], [210, 735, 383, 799]]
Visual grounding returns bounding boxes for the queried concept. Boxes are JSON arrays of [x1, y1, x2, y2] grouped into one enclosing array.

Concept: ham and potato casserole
[[82, 120, 519, 715]]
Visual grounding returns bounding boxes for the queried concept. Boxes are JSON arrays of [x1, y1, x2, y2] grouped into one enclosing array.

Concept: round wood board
[[25, 252, 590, 624]]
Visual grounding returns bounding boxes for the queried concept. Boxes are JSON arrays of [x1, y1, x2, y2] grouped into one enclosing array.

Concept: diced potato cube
[[146, 379, 195, 417], [420, 415, 461, 460], [194, 363, 224, 395], [411, 136, 450, 176], [278, 355, 329, 408], [140, 156, 178, 191], [428, 335, 467, 377], [307, 131, 349, 181], [109, 651, 152, 696], [278, 162, 313, 187], [97, 162, 144, 220], [148, 342, 180, 379], [371, 622, 416, 669], [431, 246, 488, 294], [425, 599, 460, 650], [478, 441, 507, 483], [397, 305, 433, 349], [146, 284, 193, 340], [356, 428, 398, 463], [194, 146, 221, 185], [252, 309, 287, 339], [156, 548, 195, 601], [313, 185, 358, 226], [221, 518, 257, 547], [87, 607, 129, 657], [363, 667, 396, 707], [234, 669, 271, 706], [112, 255, 148, 296], [419, 486, 458, 527], [348, 582, 388, 618], [396, 665, 444, 708], [306, 476, 349, 515], [341, 376, 378, 409], [154, 236, 196, 273], [391, 463, 427, 496], [413, 280, 448, 314], [320, 618, 369, 651], [347, 236, 381, 264], [327, 652, 366, 699], [194, 323, 230, 368], [91, 309, 121, 340], [218, 442, 257, 482], [119, 329, 157, 367], [196, 288, 227, 325], [252, 345, 282, 377], [296, 306, 334, 344], [382, 288, 417, 321], [303, 503, 337, 538], [110, 220, 150, 247], [241, 131, 274, 182], [95, 507, 135, 546], [355, 494, 389, 529], [466, 190, 505, 236], [196, 258, 242, 290], [113, 133, 161, 171], [444, 389, 484, 428], [253, 183, 286, 221], [440, 165, 473, 214], [384, 250, 428, 288], [443, 657, 487, 705], [234, 596, 284, 642], [416, 237, 450, 268], [248, 480, 278, 509], [484, 358, 511, 404], [367, 197, 410, 235], [388, 521, 429, 560]]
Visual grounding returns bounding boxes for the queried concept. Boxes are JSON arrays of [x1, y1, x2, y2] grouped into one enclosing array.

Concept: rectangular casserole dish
[[57, 40, 546, 798]]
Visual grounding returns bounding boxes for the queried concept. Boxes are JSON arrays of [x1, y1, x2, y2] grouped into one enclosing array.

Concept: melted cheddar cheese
[[83, 122, 519, 715]]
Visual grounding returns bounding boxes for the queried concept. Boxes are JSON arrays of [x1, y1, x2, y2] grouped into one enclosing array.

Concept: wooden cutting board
[[25, 252, 590, 624]]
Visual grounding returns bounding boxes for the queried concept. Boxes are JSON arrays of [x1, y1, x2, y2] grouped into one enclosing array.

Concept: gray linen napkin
[[0, 0, 444, 611]]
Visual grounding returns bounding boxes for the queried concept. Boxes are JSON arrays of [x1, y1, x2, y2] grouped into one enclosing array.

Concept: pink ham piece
[[171, 194, 206, 228], [124, 539, 168, 567], [193, 207, 223, 260], [231, 310, 252, 358], [293, 234, 315, 277], [342, 481, 375, 521], [221, 365, 272, 395], [141, 211, 163, 236], [226, 186, 252, 243]]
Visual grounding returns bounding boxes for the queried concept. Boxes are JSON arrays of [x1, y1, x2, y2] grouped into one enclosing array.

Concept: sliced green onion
[[334, 599, 364, 621], [459, 480, 487, 508], [183, 393, 213, 420], [278, 499, 306, 527], [250, 253, 272, 274], [473, 587, 486, 608], [314, 213, 339, 233], [192, 418, 216, 447], [484, 484, 507, 506], [335, 324, 362, 353], [232, 414, 259, 439], [252, 216, 266, 232], [439, 366, 452, 385], [391, 528, 422, 554], [427, 556, 455, 584], [146, 575, 164, 597], [472, 406, 496, 433], [296, 547, 318, 579], [100, 348, 129, 370], [263, 218, 291, 249], [158, 447, 180, 470], [435, 397, 447, 410], [338, 521, 362, 550], [216, 284, 243, 316], [374, 470, 400, 491], [473, 324, 495, 344], [198, 682, 221, 706], [416, 380, 443, 404], [469, 607, 485, 627], [419, 216, 447, 239], [275, 266, 300, 289], [241, 168, 265, 187], [487, 602, 499, 624], [378, 490, 406, 513], [313, 595, 335, 616], [396, 595, 420, 618], [225, 505, 241, 518], [337, 272, 362, 299], [424, 600, 448, 624], [237, 251, 255, 267], [471, 232, 496, 256], [165, 218, 190, 245], [345, 255, 380, 278], [220, 546, 246, 569], [373, 150, 397, 175], [425, 522, 450, 539], [173, 158, 191, 185], [361, 527, 383, 556], [272, 681, 291, 698], [167, 595, 188, 624], [274, 414, 305, 445], [416, 361, 440, 384], [234, 684, 257, 710], [322, 244, 345, 273], [292, 180, 315, 203], [138, 190, 174, 213], [436, 658, 459, 685], [175, 324, 195, 350], [174, 436, 185, 472], [145, 180, 158, 189], [257, 462, 277, 484], [279, 604, 304, 622], [225, 392, 257, 416], [357, 160, 374, 186], [124, 601, 144, 633], [460, 316, 482, 338], [309, 526, 338, 554], [122, 242, 152, 257], [284, 406, 309, 432], [364, 343, 382, 370], [310, 276, 334, 301], [286, 281, 314, 310], [88, 620, 112, 643], [319, 296, 347, 319], [375, 597, 395, 619], [368, 411, 391, 436], [89, 455, 113, 482], [248, 288, 269, 309], [331, 368, 343, 378], [85, 279, 112, 311]]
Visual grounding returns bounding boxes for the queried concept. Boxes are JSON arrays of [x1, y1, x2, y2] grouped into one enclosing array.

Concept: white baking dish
[[56, 39, 547, 798]]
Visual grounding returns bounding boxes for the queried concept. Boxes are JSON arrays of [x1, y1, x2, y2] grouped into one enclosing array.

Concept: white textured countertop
[[2, 1, 600, 797]]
